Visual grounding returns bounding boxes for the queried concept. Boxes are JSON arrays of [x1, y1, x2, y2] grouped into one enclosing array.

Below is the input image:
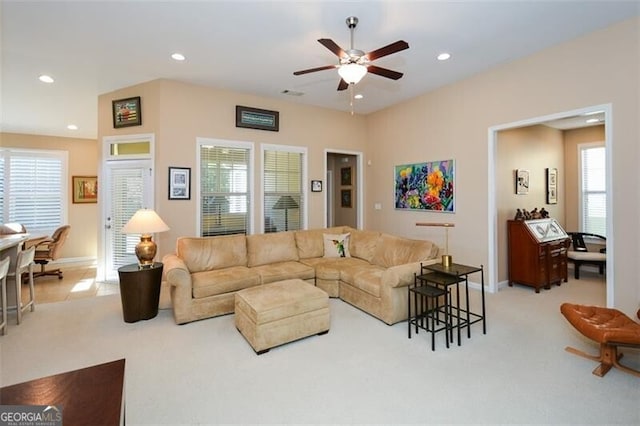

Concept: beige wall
[[496, 125, 565, 282], [563, 125, 605, 231], [98, 79, 367, 260], [0, 132, 98, 260], [366, 17, 638, 315]]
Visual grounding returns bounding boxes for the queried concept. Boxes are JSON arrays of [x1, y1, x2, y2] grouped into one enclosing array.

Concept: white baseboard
[[46, 256, 97, 268]]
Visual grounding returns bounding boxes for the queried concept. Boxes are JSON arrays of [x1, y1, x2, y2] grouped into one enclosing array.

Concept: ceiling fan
[[293, 16, 409, 91]]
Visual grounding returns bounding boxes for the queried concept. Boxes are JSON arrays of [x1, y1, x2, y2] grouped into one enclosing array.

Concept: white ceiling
[[2, 1, 638, 140]]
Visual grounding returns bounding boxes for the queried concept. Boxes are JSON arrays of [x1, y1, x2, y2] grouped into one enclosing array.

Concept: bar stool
[[408, 272, 450, 351], [8, 246, 36, 324], [0, 257, 10, 335]]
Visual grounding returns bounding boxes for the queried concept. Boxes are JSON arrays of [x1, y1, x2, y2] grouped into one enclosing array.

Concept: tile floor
[[20, 265, 119, 304]]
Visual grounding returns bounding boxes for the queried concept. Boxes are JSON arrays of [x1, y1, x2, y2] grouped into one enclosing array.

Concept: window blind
[[110, 168, 145, 268], [263, 149, 303, 232], [580, 145, 606, 237], [0, 149, 65, 233], [200, 145, 250, 236]]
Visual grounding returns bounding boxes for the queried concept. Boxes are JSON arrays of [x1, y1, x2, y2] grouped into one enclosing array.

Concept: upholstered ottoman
[[235, 279, 330, 354]]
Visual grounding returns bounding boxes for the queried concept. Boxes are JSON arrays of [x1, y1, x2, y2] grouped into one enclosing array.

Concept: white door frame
[[487, 104, 613, 303], [98, 134, 155, 282]]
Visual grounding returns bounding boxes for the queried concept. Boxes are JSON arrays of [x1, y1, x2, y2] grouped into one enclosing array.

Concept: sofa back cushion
[[348, 229, 381, 262], [371, 234, 438, 268], [247, 232, 299, 267], [295, 226, 346, 259], [177, 235, 247, 273]]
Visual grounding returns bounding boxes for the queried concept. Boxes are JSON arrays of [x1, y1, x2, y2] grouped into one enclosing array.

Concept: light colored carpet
[[1, 272, 638, 425]]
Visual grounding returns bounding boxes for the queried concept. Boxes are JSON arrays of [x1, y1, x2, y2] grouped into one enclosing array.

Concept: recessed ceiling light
[[437, 53, 451, 61], [586, 118, 601, 124], [39, 75, 54, 83], [67, 124, 78, 130], [354, 94, 364, 100], [171, 53, 186, 61]]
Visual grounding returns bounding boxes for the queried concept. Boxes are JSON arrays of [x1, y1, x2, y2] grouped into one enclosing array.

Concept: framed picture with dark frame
[[168, 167, 191, 200], [516, 169, 530, 195], [311, 180, 323, 192], [72, 176, 98, 204], [112, 96, 141, 128], [235, 105, 279, 131], [340, 167, 352, 186], [341, 189, 352, 208], [546, 167, 558, 204]]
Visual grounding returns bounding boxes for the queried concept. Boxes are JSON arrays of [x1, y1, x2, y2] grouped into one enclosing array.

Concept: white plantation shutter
[[580, 145, 606, 237], [0, 149, 66, 233], [199, 143, 251, 236], [110, 168, 145, 268], [263, 147, 304, 233]]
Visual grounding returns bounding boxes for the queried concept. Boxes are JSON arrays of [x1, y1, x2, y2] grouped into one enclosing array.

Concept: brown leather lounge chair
[[561, 303, 640, 378]]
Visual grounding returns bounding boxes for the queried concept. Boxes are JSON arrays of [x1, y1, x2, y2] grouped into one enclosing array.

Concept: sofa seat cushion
[[192, 266, 260, 299], [251, 261, 315, 284], [340, 264, 386, 297], [235, 279, 329, 325], [304, 257, 370, 280]]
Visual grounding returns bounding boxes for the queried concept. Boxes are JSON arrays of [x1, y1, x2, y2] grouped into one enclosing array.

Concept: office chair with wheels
[[31, 225, 70, 279]]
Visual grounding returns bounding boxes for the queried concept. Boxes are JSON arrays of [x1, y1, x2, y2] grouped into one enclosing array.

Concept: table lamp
[[416, 222, 455, 267], [273, 195, 299, 231], [122, 209, 170, 267]]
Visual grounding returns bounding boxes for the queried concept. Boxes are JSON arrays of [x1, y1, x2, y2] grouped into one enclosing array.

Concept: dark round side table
[[117, 262, 163, 323]]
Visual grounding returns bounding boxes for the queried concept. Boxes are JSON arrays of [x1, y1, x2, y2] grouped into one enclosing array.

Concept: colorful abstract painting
[[394, 159, 455, 212]]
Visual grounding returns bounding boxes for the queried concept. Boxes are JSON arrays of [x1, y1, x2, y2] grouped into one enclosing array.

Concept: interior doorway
[[487, 104, 613, 304], [325, 150, 363, 229]]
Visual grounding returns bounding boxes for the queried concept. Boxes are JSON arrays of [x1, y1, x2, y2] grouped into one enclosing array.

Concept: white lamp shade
[[122, 209, 170, 235], [338, 63, 367, 84]]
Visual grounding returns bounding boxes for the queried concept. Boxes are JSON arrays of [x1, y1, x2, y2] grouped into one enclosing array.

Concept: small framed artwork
[[546, 167, 558, 204], [112, 96, 142, 128], [168, 167, 191, 200], [516, 169, 530, 195], [311, 180, 323, 192], [235, 105, 279, 131], [341, 189, 352, 208], [72, 176, 98, 204], [340, 167, 352, 186]]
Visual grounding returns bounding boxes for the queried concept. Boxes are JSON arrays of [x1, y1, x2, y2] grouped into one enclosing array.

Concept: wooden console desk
[[508, 219, 569, 293]]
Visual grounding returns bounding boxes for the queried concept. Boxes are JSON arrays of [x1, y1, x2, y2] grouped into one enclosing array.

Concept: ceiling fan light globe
[[338, 63, 367, 84]]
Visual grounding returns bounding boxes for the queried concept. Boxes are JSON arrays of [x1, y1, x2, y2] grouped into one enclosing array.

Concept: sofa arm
[[162, 254, 193, 324], [383, 258, 439, 288]]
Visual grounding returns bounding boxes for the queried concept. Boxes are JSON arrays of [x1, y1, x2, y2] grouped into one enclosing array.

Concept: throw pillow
[[323, 233, 351, 258]]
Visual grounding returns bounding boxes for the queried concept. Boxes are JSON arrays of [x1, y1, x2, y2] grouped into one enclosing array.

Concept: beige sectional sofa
[[162, 226, 439, 325]]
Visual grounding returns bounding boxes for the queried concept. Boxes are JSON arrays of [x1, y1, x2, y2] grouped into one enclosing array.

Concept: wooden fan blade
[[318, 38, 346, 58], [365, 40, 409, 61], [293, 65, 338, 76], [367, 65, 403, 80], [337, 79, 349, 91]]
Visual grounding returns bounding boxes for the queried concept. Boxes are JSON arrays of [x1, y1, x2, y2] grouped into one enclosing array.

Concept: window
[[263, 145, 306, 233], [579, 144, 606, 237], [0, 148, 67, 233], [198, 139, 252, 236]]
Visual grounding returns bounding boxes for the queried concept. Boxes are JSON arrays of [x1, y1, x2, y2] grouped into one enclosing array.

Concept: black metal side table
[[421, 262, 486, 345], [408, 273, 450, 351], [117, 262, 163, 323]]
